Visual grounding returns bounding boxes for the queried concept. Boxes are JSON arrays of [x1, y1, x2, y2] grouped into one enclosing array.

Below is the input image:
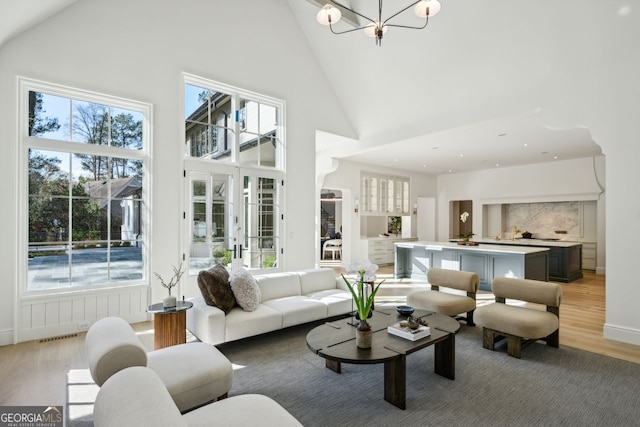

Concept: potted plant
[[154, 262, 185, 308], [342, 260, 385, 349], [458, 211, 475, 243]]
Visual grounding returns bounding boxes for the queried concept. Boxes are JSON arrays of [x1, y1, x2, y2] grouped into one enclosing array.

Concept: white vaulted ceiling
[[0, 0, 607, 175], [289, 0, 604, 174]]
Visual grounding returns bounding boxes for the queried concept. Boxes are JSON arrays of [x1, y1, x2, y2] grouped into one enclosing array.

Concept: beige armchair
[[406, 268, 479, 326], [474, 277, 562, 358]]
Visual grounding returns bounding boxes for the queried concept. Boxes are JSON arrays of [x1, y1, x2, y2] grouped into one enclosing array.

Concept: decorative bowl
[[396, 305, 415, 316]]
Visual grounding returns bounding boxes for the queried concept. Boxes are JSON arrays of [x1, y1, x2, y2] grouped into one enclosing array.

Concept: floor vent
[[40, 333, 78, 343]]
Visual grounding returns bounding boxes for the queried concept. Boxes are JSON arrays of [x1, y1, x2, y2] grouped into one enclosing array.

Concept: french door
[[184, 161, 282, 281]]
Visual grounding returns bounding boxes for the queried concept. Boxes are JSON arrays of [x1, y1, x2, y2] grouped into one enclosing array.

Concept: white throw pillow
[[229, 268, 261, 311]]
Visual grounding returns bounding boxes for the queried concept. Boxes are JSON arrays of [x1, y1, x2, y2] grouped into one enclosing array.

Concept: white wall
[[0, 0, 355, 344]]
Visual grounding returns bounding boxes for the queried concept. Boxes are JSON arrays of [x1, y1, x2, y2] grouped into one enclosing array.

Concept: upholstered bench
[[94, 366, 303, 427], [85, 316, 233, 412], [406, 268, 479, 326], [474, 277, 562, 358]]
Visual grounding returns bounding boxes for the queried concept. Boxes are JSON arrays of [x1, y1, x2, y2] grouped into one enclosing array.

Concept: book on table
[[387, 322, 431, 341]]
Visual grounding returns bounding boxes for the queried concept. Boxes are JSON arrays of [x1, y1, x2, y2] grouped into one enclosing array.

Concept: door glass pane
[[188, 174, 234, 275], [243, 176, 278, 269]]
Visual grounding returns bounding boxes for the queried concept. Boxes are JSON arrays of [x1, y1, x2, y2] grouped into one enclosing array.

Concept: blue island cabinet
[[394, 242, 549, 291]]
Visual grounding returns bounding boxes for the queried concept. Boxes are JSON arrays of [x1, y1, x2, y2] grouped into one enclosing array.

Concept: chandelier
[[316, 0, 442, 46]]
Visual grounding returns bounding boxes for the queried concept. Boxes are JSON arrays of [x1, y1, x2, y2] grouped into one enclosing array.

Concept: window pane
[[28, 248, 71, 291], [111, 108, 143, 150], [72, 100, 109, 145], [239, 99, 278, 167], [28, 91, 69, 140], [29, 149, 70, 197], [186, 84, 233, 160]]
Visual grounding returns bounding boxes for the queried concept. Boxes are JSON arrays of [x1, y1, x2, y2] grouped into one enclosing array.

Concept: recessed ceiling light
[[523, 143, 528, 147], [553, 156, 558, 159], [394, 158, 398, 162], [448, 169, 453, 173], [496, 163, 500, 167], [422, 164, 426, 168], [459, 154, 464, 157]]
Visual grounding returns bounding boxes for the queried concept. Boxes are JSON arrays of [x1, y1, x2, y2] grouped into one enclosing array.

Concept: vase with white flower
[[342, 260, 385, 349], [458, 211, 474, 242]]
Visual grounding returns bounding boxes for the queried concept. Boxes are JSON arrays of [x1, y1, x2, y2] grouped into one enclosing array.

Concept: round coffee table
[[146, 301, 193, 350], [306, 309, 460, 409]]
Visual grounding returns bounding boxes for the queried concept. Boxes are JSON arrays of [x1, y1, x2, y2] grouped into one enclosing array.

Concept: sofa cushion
[[304, 289, 353, 317], [297, 268, 338, 294], [147, 342, 233, 412], [475, 303, 559, 339], [230, 268, 261, 311], [407, 290, 476, 317], [197, 265, 236, 314], [224, 305, 283, 341], [263, 296, 328, 328], [255, 272, 301, 301], [183, 394, 303, 427]]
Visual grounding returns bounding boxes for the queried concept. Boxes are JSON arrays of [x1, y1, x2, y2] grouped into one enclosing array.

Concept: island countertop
[[463, 238, 582, 248], [396, 240, 550, 255]]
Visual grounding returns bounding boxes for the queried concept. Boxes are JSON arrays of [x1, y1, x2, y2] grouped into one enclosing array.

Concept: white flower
[[460, 211, 469, 223], [346, 259, 379, 282]]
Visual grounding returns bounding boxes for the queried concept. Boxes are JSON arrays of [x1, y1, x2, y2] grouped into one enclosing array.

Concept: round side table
[[146, 301, 193, 350]]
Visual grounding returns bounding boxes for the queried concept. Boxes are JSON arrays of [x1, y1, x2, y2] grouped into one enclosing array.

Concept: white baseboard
[[0, 328, 14, 346], [596, 266, 606, 275], [603, 323, 640, 346], [19, 313, 148, 343]]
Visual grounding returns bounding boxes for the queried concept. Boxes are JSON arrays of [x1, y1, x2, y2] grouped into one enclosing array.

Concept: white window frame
[[17, 77, 152, 297]]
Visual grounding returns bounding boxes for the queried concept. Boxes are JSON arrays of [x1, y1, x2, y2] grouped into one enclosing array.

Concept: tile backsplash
[[504, 201, 580, 240]]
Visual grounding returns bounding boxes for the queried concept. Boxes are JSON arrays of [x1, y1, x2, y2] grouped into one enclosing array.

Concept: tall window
[[184, 74, 284, 273], [20, 78, 150, 292]]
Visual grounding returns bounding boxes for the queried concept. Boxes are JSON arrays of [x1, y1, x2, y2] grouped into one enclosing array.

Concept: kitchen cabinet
[[366, 237, 416, 266], [361, 173, 410, 215]]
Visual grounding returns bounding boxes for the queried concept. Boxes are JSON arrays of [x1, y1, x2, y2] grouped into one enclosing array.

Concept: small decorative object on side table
[[154, 262, 185, 308], [342, 260, 385, 349]]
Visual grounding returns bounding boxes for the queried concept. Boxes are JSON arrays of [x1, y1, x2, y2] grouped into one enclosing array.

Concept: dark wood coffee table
[[306, 309, 460, 409]]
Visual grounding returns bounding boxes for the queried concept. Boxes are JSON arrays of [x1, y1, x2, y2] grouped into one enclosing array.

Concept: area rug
[[68, 318, 640, 426]]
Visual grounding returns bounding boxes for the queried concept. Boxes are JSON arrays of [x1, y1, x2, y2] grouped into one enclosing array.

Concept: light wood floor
[[0, 268, 638, 409]]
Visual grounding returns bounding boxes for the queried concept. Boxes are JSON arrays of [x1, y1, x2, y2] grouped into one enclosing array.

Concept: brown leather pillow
[[197, 265, 236, 314]]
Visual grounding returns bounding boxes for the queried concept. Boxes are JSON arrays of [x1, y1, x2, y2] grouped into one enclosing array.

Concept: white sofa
[[187, 268, 352, 345]]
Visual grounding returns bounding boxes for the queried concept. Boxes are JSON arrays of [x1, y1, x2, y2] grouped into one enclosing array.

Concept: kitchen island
[[394, 241, 550, 291], [466, 238, 583, 283]]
